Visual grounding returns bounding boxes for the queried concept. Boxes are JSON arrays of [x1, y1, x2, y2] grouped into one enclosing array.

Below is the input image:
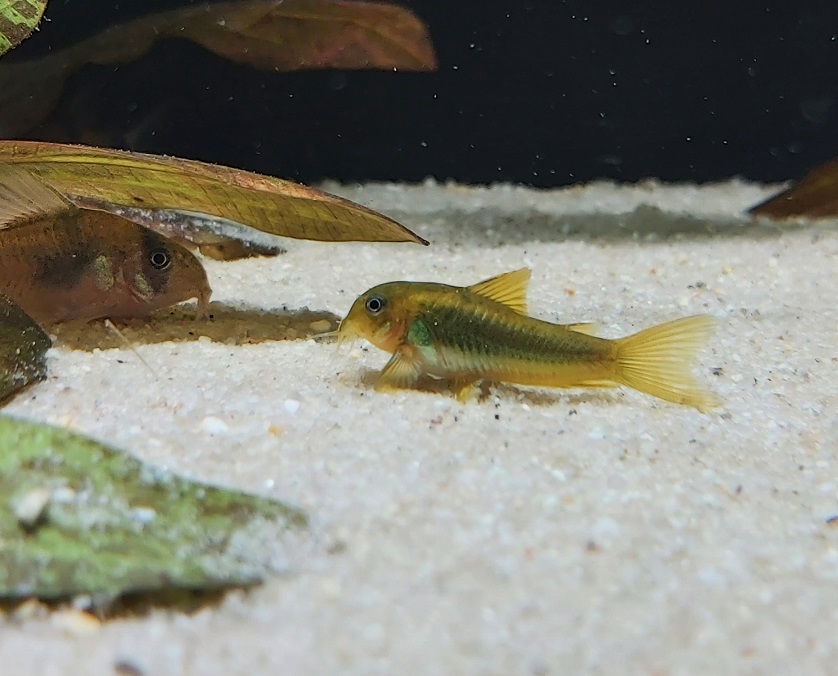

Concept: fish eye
[[365, 295, 385, 315], [149, 249, 172, 270]]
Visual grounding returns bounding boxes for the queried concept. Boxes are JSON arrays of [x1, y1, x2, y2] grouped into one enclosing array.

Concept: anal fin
[[450, 377, 479, 402]]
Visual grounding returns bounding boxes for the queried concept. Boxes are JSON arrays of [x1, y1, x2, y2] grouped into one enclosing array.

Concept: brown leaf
[[0, 0, 436, 136], [0, 140, 428, 244], [749, 158, 838, 219], [146, 0, 437, 72]]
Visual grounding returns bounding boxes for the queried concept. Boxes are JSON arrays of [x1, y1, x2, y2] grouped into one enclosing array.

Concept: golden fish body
[[337, 268, 720, 411], [0, 167, 211, 325]]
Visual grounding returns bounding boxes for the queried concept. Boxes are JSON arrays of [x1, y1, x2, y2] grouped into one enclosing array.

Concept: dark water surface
[[7, 0, 838, 186]]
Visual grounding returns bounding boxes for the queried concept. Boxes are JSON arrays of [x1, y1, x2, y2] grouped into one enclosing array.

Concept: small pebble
[[51, 487, 77, 503], [12, 487, 52, 528], [284, 399, 301, 414], [592, 516, 621, 540], [52, 609, 101, 636], [321, 577, 342, 598], [10, 598, 47, 622], [131, 506, 157, 524], [310, 319, 333, 333], [200, 416, 229, 434], [114, 658, 145, 676]]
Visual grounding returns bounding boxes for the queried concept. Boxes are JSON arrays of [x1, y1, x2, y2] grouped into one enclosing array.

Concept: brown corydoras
[[0, 166, 211, 326]]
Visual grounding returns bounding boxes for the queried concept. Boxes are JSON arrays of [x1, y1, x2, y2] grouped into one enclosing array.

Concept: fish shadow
[[353, 368, 623, 407], [487, 383, 623, 408], [51, 302, 340, 351]]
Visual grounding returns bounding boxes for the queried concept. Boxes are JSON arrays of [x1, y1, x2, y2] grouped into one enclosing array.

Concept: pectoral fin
[[375, 345, 423, 392]]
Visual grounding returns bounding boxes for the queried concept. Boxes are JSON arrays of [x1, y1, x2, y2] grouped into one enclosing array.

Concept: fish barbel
[[0, 166, 212, 326], [336, 268, 720, 411]]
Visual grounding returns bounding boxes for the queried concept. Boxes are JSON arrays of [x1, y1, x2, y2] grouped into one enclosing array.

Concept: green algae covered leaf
[[0, 416, 306, 603], [0, 295, 50, 403], [0, 0, 47, 56]]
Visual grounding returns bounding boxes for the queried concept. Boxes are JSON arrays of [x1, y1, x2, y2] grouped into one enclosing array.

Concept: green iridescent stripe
[[417, 302, 609, 372]]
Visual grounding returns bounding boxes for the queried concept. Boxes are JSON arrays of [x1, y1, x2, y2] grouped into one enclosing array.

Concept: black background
[[10, 0, 838, 186]]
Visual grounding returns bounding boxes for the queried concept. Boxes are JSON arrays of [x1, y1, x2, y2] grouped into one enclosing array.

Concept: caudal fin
[[614, 315, 721, 412]]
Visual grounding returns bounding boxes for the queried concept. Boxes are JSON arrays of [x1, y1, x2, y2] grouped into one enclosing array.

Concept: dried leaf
[[85, 0, 437, 73], [0, 295, 50, 403], [749, 158, 838, 219], [0, 140, 428, 244], [0, 415, 307, 605], [0, 0, 46, 56], [0, 0, 436, 136]]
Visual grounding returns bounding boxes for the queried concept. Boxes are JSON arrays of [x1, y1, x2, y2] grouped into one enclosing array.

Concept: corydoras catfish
[[0, 166, 211, 325], [336, 268, 720, 411]]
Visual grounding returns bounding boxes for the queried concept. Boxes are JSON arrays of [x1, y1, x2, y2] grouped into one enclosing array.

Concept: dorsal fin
[[0, 166, 71, 230], [467, 268, 531, 315]]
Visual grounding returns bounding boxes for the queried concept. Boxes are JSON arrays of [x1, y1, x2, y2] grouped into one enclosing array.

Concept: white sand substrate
[[1, 178, 836, 675]]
